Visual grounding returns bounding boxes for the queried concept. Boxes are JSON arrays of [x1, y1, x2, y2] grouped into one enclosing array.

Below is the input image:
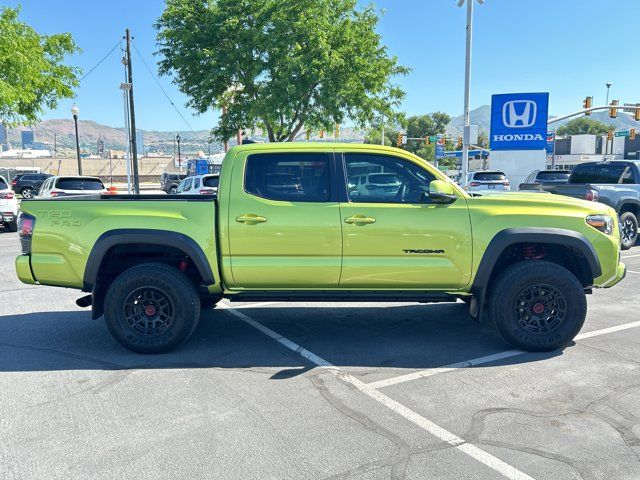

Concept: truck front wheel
[[620, 211, 638, 250], [488, 260, 586, 352], [104, 263, 200, 353]]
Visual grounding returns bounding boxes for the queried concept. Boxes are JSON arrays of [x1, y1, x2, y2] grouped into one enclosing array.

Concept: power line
[[131, 42, 195, 132], [80, 40, 122, 81]]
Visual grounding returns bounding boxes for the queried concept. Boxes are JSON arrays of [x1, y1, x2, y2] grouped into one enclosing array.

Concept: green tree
[[156, 0, 408, 142], [0, 7, 79, 126], [402, 112, 451, 157], [556, 117, 614, 136]]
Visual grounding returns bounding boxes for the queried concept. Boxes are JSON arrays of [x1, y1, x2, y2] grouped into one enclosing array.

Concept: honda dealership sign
[[490, 93, 549, 150]]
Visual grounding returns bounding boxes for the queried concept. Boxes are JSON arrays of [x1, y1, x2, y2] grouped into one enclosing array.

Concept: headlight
[[586, 214, 613, 235]]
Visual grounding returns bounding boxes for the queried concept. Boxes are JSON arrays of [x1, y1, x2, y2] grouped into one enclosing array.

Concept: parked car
[[37, 176, 107, 198], [0, 175, 18, 232], [518, 160, 640, 249], [177, 174, 219, 195], [161, 172, 186, 194], [466, 171, 510, 192], [16, 143, 625, 354], [518, 170, 571, 190], [11, 173, 53, 198], [352, 173, 402, 200]]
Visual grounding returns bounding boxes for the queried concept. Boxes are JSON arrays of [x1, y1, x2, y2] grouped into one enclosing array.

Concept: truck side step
[[226, 291, 458, 303]]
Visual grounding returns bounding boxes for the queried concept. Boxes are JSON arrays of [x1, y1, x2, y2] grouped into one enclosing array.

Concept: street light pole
[[605, 83, 612, 106], [71, 104, 82, 175], [458, 0, 482, 186]]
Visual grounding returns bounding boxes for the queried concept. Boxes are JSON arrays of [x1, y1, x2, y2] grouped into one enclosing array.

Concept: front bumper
[[602, 261, 626, 288], [15, 255, 37, 285]]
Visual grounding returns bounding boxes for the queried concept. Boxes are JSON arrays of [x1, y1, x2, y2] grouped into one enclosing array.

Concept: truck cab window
[[344, 153, 435, 203], [245, 153, 330, 202]]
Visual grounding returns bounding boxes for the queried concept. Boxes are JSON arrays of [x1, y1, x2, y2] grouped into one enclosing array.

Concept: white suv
[[466, 171, 510, 193], [37, 176, 107, 198], [0, 175, 18, 232], [177, 174, 219, 195]]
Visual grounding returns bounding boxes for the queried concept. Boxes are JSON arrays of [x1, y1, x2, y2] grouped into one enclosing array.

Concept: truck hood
[[466, 191, 613, 215]]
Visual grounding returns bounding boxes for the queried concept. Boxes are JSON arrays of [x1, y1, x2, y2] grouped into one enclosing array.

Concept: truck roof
[[227, 142, 408, 155]]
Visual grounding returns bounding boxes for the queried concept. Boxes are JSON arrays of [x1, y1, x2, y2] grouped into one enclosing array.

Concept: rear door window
[[570, 164, 634, 184], [56, 178, 105, 190], [244, 153, 330, 202], [536, 171, 570, 181], [193, 177, 201, 189], [0, 178, 7, 190]]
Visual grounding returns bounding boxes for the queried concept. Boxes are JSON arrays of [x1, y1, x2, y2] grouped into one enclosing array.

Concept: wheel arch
[[616, 198, 640, 216], [469, 228, 601, 318], [84, 229, 216, 319]]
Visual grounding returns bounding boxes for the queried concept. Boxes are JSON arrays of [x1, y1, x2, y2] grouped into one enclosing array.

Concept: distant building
[[108, 149, 126, 159], [136, 130, 144, 155], [21, 130, 35, 149]]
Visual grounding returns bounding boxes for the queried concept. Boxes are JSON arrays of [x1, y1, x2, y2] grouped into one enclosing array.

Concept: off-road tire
[[104, 263, 200, 354], [488, 260, 586, 352], [619, 211, 638, 250]]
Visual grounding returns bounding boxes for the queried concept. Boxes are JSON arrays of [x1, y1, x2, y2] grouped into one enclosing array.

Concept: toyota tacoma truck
[[15, 143, 626, 354], [519, 160, 640, 249]]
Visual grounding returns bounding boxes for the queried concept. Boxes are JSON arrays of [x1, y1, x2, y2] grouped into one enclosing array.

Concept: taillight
[[10, 179, 17, 185], [18, 213, 35, 254], [503, 181, 510, 186], [0, 192, 14, 199], [469, 181, 480, 187], [199, 188, 216, 195], [50, 190, 64, 197], [585, 189, 599, 202]]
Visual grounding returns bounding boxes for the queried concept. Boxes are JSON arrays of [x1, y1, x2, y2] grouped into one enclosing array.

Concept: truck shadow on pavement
[[0, 302, 562, 374]]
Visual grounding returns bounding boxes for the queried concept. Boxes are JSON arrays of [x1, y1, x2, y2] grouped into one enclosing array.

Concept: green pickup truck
[[16, 143, 626, 353]]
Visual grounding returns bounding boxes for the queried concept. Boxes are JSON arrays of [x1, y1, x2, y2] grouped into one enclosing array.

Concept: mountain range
[[7, 105, 639, 154]]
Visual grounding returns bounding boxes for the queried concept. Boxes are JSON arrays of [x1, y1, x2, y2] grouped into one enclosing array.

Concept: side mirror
[[428, 179, 457, 204]]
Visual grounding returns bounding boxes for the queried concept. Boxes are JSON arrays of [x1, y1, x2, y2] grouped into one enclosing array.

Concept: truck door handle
[[344, 215, 376, 225], [236, 214, 268, 224]]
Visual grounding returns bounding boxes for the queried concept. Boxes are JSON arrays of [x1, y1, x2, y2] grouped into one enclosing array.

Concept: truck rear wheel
[[104, 263, 200, 353], [620, 211, 638, 250], [488, 260, 586, 352]]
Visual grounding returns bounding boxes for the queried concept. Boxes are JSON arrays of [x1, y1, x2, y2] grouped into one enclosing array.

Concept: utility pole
[[125, 29, 140, 194], [458, 0, 483, 186]]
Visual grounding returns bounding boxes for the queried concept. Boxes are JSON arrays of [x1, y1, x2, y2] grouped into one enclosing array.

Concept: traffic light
[[609, 100, 619, 118], [457, 137, 463, 149], [583, 96, 592, 115], [425, 136, 430, 145], [635, 104, 640, 122], [305, 130, 310, 140], [319, 130, 324, 139], [607, 131, 613, 141], [334, 124, 340, 139], [397, 132, 402, 148], [631, 128, 636, 141]]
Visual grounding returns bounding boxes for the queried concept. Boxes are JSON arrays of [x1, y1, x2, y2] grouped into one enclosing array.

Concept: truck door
[[338, 151, 472, 289], [226, 150, 342, 288]]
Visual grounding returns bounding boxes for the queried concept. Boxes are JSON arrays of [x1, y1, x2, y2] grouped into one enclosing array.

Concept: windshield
[[0, 178, 7, 190], [474, 172, 506, 181], [56, 178, 105, 190]]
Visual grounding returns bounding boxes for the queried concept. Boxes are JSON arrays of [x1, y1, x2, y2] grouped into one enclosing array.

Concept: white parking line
[[219, 302, 536, 480], [367, 319, 640, 389], [621, 253, 640, 259], [627, 270, 640, 274]]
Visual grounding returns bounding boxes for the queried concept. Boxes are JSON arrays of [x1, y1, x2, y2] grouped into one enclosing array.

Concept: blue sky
[[9, 0, 640, 131]]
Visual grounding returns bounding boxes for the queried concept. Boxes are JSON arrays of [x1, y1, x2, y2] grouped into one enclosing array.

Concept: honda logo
[[502, 100, 537, 128]]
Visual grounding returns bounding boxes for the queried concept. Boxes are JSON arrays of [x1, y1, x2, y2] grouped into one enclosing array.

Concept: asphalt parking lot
[[0, 229, 639, 480]]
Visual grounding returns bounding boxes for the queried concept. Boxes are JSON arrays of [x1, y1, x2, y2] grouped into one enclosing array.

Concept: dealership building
[[549, 133, 640, 170]]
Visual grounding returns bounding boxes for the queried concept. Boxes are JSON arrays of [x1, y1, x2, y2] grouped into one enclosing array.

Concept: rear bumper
[[15, 255, 37, 285]]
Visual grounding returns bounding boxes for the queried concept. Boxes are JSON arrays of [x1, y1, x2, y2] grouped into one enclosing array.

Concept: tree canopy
[[0, 7, 79, 127], [556, 117, 614, 136], [156, 0, 408, 142]]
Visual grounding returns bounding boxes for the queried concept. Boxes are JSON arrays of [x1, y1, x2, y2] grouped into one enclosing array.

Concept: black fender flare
[[615, 198, 640, 215], [83, 229, 216, 292], [469, 228, 601, 318]]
